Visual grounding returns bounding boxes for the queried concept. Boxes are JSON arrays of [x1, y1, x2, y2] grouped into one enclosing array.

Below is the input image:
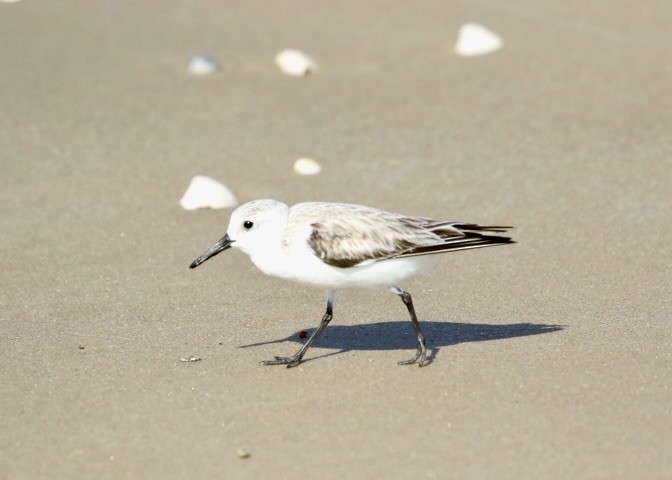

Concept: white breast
[[248, 225, 438, 289]]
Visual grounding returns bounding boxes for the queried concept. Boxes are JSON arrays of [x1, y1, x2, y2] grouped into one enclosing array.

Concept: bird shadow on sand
[[238, 321, 565, 365]]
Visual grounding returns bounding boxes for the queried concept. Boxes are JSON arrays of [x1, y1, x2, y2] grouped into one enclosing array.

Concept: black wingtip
[[396, 231, 515, 258]]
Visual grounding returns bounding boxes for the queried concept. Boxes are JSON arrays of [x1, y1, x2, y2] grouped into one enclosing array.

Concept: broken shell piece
[[293, 158, 322, 175], [454, 23, 503, 57], [180, 176, 238, 210], [274, 49, 317, 76], [188, 55, 218, 75], [180, 355, 202, 362]]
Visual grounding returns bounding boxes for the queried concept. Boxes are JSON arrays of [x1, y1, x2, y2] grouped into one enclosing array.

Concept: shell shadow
[[239, 321, 565, 364]]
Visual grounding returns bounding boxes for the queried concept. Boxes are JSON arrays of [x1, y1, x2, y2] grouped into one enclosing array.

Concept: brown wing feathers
[[309, 212, 514, 268]]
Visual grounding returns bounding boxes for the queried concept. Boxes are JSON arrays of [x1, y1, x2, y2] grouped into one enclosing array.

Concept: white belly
[[250, 241, 438, 289]]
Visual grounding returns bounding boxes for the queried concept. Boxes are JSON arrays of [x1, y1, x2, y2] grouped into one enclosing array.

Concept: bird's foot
[[262, 355, 302, 368], [398, 347, 429, 367]]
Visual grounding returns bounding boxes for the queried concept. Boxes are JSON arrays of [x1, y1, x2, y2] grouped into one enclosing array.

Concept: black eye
[[243, 220, 253, 229]]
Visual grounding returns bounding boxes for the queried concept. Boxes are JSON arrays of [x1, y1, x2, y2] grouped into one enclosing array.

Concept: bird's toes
[[398, 347, 428, 366], [261, 357, 284, 365], [397, 358, 417, 366], [262, 355, 301, 366]]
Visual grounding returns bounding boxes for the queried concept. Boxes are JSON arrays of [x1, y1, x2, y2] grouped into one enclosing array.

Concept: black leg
[[389, 286, 428, 367], [263, 291, 334, 368]]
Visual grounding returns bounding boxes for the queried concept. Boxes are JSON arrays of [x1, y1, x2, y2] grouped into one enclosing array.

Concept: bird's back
[[286, 202, 513, 269]]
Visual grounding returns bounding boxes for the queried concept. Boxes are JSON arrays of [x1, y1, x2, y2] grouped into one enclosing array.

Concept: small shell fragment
[[180, 176, 238, 210], [1, 0, 24, 3], [454, 23, 503, 57], [188, 55, 218, 75], [274, 49, 317, 76], [236, 448, 251, 459], [293, 158, 322, 176], [180, 355, 202, 362]]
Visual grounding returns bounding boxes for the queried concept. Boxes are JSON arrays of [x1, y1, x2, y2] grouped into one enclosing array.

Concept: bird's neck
[[247, 227, 288, 279]]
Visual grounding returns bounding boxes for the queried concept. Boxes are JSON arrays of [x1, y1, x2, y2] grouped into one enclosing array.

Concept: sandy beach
[[1, 1, 670, 478]]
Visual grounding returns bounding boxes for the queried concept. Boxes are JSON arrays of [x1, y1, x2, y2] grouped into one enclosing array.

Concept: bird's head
[[189, 199, 289, 269]]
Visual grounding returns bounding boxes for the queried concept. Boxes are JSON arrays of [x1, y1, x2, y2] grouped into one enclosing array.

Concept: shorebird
[[190, 199, 513, 367]]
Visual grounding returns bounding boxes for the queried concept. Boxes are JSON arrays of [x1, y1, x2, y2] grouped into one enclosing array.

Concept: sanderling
[[190, 199, 514, 367]]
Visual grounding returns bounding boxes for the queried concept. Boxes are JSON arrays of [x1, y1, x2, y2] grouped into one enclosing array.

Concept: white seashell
[[1, 0, 23, 3], [236, 448, 251, 459], [180, 176, 238, 210], [454, 23, 503, 57], [293, 158, 322, 175], [188, 55, 218, 75], [274, 49, 318, 76]]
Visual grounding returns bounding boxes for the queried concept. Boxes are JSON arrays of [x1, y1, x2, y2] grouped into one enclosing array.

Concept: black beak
[[189, 234, 234, 269]]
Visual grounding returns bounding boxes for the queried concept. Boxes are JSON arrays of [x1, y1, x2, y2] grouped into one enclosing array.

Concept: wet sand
[[1, 1, 670, 478]]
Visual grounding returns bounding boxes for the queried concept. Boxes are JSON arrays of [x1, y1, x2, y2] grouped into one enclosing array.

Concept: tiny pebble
[[293, 157, 322, 175], [180, 356, 202, 362], [299, 331, 308, 339], [236, 448, 251, 459], [78, 345, 85, 350], [188, 55, 218, 75]]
